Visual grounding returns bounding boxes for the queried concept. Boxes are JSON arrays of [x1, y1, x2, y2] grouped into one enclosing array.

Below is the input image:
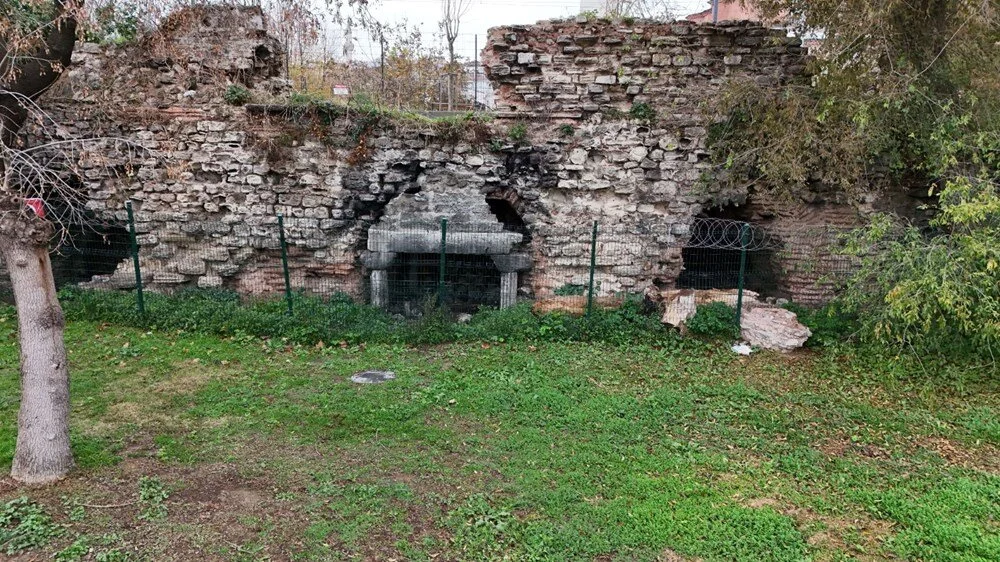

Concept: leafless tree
[[439, 0, 472, 110], [603, 0, 676, 20], [0, 0, 85, 484]]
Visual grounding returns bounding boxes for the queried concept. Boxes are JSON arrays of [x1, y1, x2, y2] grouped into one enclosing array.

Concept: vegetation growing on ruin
[[246, 92, 502, 166], [710, 0, 1000, 357]]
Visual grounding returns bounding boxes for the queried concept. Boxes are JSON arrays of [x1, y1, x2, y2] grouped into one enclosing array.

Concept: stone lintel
[[492, 253, 532, 273], [368, 228, 523, 255]]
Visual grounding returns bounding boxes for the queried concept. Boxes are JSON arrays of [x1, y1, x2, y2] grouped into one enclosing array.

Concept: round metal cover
[[350, 370, 396, 384]]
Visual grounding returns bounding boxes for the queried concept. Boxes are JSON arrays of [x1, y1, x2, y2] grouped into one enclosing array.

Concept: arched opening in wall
[[385, 253, 501, 315], [677, 206, 782, 297], [50, 213, 131, 289], [486, 189, 531, 244]]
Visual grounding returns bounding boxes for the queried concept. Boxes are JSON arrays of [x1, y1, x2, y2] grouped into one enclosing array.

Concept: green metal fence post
[[277, 214, 293, 315], [586, 221, 598, 316], [438, 218, 448, 306], [125, 200, 145, 316], [735, 222, 750, 333]]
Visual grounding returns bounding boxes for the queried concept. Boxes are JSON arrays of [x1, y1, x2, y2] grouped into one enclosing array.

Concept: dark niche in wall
[[677, 205, 782, 297], [385, 253, 501, 315], [50, 216, 131, 290]]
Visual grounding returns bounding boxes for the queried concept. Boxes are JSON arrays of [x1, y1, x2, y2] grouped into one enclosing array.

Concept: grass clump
[[629, 101, 656, 121], [508, 123, 528, 143], [223, 84, 251, 106]]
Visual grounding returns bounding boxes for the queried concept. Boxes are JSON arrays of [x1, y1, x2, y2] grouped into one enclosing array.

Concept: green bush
[[686, 302, 739, 339], [508, 123, 528, 143], [629, 102, 656, 121], [84, 1, 140, 46], [553, 283, 586, 296], [784, 302, 856, 348], [223, 84, 252, 106], [841, 178, 1000, 357]]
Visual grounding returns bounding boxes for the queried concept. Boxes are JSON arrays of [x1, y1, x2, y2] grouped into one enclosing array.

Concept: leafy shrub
[[558, 124, 575, 137], [553, 283, 586, 296], [841, 178, 1000, 356], [784, 302, 855, 348], [84, 1, 140, 46], [223, 84, 251, 106], [508, 123, 528, 143], [687, 302, 739, 339], [466, 303, 542, 343], [0, 497, 62, 555], [629, 102, 656, 121], [59, 287, 677, 346], [571, 297, 668, 345]]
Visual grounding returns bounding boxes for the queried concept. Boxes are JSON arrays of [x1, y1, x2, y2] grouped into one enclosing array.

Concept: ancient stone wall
[[24, 6, 865, 307]]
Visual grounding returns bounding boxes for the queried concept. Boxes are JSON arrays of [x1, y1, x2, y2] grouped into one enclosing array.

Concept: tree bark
[[0, 235, 73, 484]]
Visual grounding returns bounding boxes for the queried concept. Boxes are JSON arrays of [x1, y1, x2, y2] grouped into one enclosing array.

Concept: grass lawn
[[0, 317, 998, 561]]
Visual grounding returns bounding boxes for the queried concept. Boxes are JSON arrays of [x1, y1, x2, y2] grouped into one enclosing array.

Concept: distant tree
[[603, 0, 676, 20], [439, 0, 472, 110], [265, 0, 320, 85]]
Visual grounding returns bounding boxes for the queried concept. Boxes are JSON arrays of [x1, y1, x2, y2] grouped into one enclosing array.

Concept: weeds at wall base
[[52, 287, 682, 347]]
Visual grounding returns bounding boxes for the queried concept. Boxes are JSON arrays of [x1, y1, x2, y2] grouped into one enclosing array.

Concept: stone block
[[197, 275, 223, 288], [176, 255, 206, 275], [154, 272, 188, 284]]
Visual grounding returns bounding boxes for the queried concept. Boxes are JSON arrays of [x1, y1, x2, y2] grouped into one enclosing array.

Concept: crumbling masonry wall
[[26, 7, 864, 306]]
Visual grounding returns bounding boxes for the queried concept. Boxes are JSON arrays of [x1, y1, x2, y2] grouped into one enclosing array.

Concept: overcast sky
[[324, 0, 712, 63]]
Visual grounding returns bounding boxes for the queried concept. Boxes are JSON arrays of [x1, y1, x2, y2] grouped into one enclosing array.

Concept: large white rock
[[740, 306, 812, 352]]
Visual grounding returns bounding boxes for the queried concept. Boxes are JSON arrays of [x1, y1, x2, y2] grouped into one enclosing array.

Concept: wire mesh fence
[[0, 204, 857, 333], [289, 32, 493, 112]]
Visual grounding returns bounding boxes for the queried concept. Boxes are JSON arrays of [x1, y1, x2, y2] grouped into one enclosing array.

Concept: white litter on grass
[[350, 370, 397, 384], [731, 342, 753, 356]]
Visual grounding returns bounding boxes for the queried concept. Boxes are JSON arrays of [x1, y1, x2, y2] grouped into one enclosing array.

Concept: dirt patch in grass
[[814, 437, 890, 460], [0, 456, 316, 561], [742, 496, 894, 561], [916, 436, 1000, 474], [150, 360, 216, 395], [658, 549, 701, 561]]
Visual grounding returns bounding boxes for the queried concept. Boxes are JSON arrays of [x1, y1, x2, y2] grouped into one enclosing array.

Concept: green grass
[[0, 314, 997, 560]]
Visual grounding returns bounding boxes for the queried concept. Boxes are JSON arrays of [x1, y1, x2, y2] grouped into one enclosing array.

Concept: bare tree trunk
[[447, 40, 456, 111], [0, 235, 72, 484]]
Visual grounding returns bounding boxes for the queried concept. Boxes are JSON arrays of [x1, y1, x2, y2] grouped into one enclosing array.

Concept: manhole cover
[[350, 370, 396, 384]]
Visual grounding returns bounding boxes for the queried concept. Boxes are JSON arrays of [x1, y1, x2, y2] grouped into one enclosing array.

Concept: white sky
[[321, 0, 712, 63]]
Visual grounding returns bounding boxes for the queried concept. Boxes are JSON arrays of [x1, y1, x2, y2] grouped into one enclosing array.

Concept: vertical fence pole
[[125, 200, 145, 316], [586, 221, 598, 316], [735, 222, 750, 333], [474, 34, 479, 110], [438, 218, 448, 306], [277, 214, 293, 315]]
